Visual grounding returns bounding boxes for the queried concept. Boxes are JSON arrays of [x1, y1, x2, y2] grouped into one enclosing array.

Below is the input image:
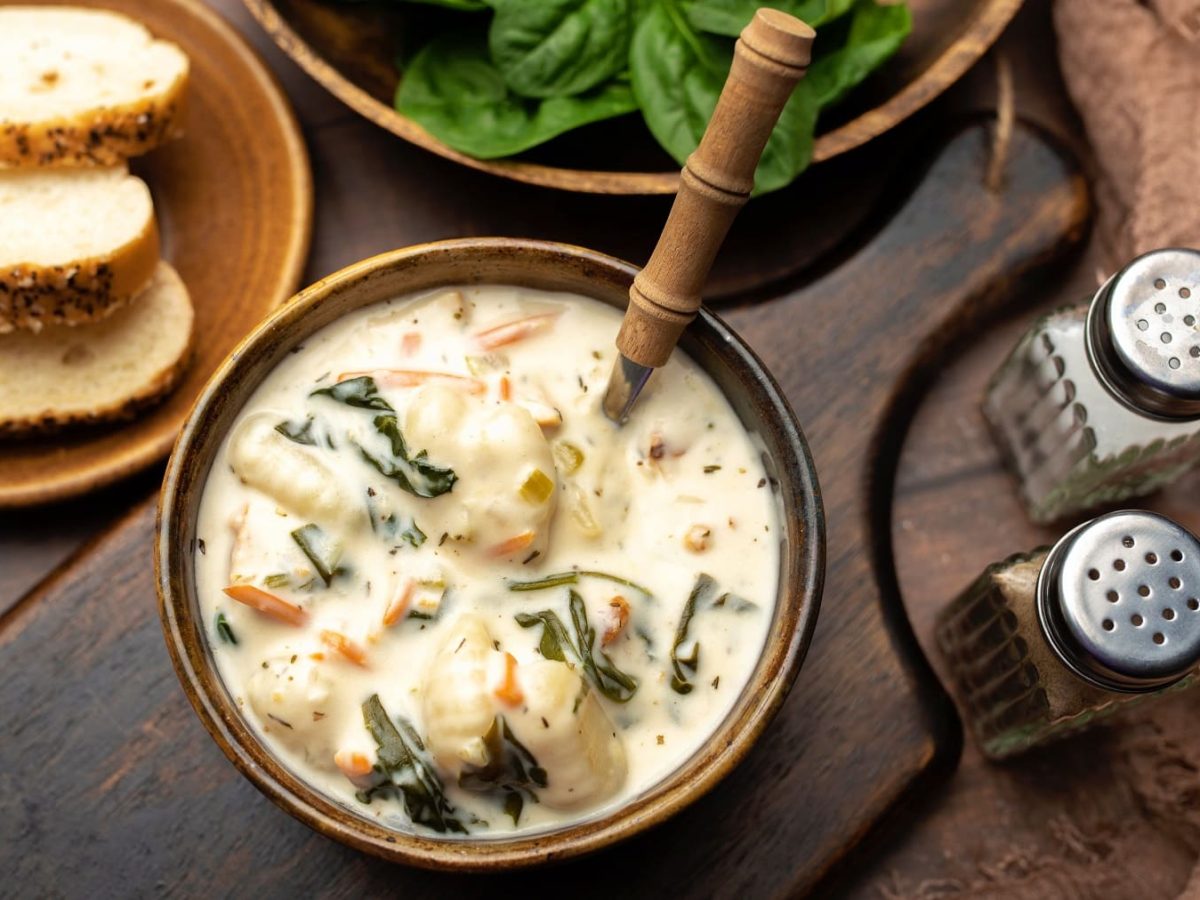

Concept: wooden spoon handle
[[616, 8, 815, 368]]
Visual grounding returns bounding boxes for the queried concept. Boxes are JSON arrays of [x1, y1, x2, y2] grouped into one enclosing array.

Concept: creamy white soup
[[195, 285, 780, 836]]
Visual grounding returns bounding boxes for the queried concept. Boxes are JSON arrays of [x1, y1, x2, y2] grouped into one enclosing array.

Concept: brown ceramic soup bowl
[[156, 238, 824, 869]]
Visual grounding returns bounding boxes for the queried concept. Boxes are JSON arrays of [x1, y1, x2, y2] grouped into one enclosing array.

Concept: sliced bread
[[0, 261, 194, 437], [0, 165, 160, 333], [0, 6, 189, 167]]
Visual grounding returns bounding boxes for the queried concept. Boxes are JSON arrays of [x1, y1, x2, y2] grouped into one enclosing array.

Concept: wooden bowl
[[156, 238, 825, 868], [243, 0, 1023, 194]]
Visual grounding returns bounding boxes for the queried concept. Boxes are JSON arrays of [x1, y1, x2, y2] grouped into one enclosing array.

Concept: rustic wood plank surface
[[0, 0, 1120, 896], [0, 109, 1088, 898], [842, 253, 1200, 899]]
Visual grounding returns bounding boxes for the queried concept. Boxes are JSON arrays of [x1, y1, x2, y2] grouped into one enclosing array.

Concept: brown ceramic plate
[[244, 0, 1022, 194], [0, 0, 312, 508], [157, 238, 824, 868]]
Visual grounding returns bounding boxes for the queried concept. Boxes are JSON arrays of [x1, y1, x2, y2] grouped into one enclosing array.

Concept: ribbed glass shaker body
[[935, 511, 1200, 760], [984, 249, 1200, 523]]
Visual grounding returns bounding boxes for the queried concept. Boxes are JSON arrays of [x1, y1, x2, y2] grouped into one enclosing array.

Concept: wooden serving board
[[0, 120, 1088, 896], [862, 260, 1200, 897]]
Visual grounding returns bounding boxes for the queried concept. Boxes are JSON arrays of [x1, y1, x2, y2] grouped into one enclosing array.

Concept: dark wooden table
[[9, 1, 1197, 897]]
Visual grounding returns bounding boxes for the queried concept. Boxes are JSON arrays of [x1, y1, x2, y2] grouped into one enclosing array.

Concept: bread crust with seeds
[[0, 81, 187, 168], [0, 165, 161, 333], [0, 262, 194, 437], [0, 6, 190, 168], [0, 216, 160, 333]]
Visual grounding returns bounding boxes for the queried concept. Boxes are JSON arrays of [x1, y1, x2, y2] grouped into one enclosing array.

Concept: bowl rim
[[156, 237, 825, 869], [242, 0, 1025, 195]]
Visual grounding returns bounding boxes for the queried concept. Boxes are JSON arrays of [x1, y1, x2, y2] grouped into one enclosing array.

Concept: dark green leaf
[[569, 589, 639, 702], [629, 1, 818, 194], [317, 378, 457, 499], [803, 0, 911, 109], [290, 523, 342, 587], [503, 789, 524, 824], [275, 417, 317, 446], [400, 519, 427, 548], [487, 0, 633, 98], [360, 694, 467, 834], [515, 610, 572, 662], [311, 376, 394, 411], [682, 0, 852, 37], [357, 414, 458, 498], [516, 593, 639, 702], [459, 716, 546, 823], [215, 612, 237, 645], [395, 31, 638, 159], [506, 568, 653, 598], [712, 591, 758, 612], [670, 573, 717, 694]]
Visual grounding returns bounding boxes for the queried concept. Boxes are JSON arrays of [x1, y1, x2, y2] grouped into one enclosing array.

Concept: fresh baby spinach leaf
[[682, 0, 851, 37], [629, 0, 818, 194], [803, 0, 911, 109], [487, 0, 634, 98], [395, 32, 638, 159]]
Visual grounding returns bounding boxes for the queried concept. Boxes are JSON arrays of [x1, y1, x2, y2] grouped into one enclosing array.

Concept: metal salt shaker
[[935, 510, 1200, 759], [984, 248, 1200, 522]]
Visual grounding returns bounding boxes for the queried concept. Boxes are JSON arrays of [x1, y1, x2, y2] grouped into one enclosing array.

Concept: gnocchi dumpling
[[422, 613, 627, 810], [405, 386, 558, 561], [228, 412, 357, 529], [506, 660, 627, 809], [422, 613, 504, 778], [246, 655, 344, 771], [227, 500, 312, 588]]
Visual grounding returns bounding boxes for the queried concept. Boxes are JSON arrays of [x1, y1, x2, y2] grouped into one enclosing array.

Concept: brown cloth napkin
[[1054, 0, 1200, 270], [1055, 5, 1200, 898]]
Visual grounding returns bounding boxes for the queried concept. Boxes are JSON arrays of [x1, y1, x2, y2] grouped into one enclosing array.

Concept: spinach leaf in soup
[[290, 523, 343, 587], [458, 716, 548, 824], [312, 376, 458, 499], [487, 0, 634, 99], [515, 590, 639, 702], [395, 32, 638, 159], [361, 414, 459, 499], [629, 1, 818, 194], [274, 416, 317, 446], [360, 694, 468, 834], [311, 375, 394, 411], [670, 572, 718, 694]]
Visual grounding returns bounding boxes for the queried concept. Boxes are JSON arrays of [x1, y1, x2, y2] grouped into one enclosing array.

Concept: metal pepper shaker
[[935, 510, 1200, 759], [984, 248, 1200, 522]]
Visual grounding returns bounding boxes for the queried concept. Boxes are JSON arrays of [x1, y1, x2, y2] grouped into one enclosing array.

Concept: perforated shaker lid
[[1037, 510, 1200, 693], [1086, 248, 1200, 420]]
